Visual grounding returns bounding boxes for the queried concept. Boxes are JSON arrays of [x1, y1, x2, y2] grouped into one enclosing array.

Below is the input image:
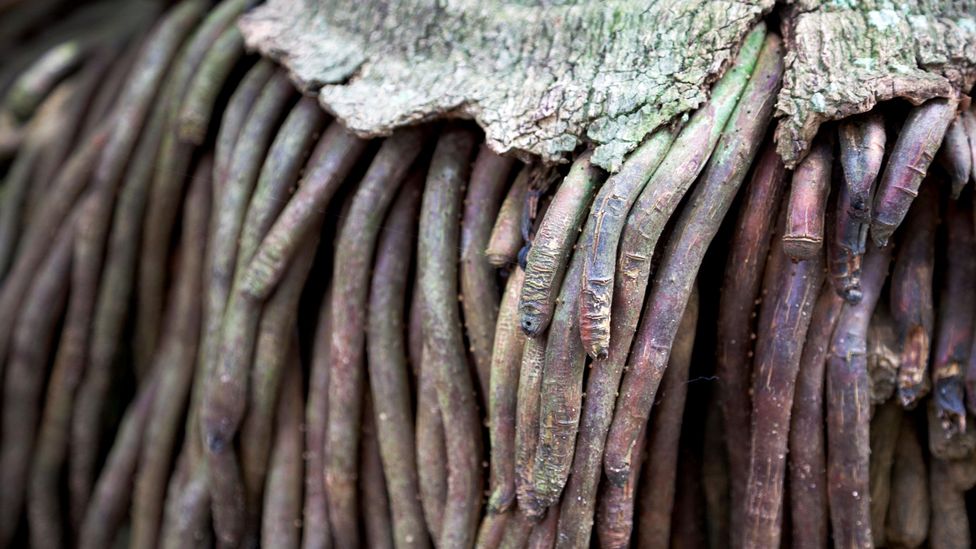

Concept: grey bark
[[239, 0, 773, 171], [240, 0, 976, 169], [776, 0, 976, 166]]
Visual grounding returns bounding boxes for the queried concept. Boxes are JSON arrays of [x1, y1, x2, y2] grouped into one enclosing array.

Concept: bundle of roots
[[4, 1, 976, 548]]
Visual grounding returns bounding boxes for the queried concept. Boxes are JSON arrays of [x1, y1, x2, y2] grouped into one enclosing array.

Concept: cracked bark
[[777, 0, 976, 166], [239, 0, 773, 171], [240, 0, 976, 172]]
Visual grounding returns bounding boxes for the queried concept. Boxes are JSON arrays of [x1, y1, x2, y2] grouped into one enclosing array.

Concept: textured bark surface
[[239, 0, 773, 171], [776, 0, 976, 166], [240, 0, 976, 171]]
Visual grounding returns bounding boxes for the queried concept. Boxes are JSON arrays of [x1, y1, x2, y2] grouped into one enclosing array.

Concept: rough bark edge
[[239, 0, 774, 172], [775, 1, 976, 167]]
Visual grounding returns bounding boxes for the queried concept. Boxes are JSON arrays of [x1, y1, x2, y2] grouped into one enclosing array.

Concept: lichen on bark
[[240, 0, 976, 170], [239, 0, 773, 171], [776, 0, 976, 167]]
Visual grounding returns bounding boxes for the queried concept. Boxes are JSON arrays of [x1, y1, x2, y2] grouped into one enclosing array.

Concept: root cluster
[[3, 2, 976, 548]]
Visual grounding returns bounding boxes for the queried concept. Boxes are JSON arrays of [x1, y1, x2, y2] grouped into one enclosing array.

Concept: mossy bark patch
[[239, 0, 773, 171], [776, 0, 976, 167], [240, 0, 976, 170]]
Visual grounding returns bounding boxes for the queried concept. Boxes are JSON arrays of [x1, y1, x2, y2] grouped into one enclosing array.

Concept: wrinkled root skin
[[12, 3, 976, 548]]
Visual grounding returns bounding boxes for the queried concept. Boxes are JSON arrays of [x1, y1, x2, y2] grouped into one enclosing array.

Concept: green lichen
[[240, 0, 976, 170], [239, 0, 773, 171], [776, 0, 976, 166]]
